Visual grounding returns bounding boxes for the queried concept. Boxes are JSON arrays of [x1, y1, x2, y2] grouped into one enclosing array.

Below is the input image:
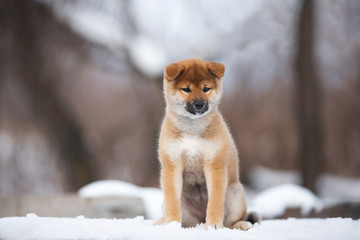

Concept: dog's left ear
[[206, 62, 225, 79]]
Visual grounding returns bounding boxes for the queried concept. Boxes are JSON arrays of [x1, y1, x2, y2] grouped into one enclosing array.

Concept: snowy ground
[[0, 214, 359, 240], [78, 180, 163, 219], [249, 166, 360, 207], [78, 180, 324, 220], [1, 167, 359, 239], [78, 166, 360, 220]]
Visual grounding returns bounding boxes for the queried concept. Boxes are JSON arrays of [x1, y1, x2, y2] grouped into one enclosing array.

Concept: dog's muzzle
[[186, 100, 209, 115]]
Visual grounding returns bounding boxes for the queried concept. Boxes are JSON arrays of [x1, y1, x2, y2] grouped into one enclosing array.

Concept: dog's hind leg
[[230, 220, 253, 230], [230, 212, 261, 230], [223, 182, 261, 230], [223, 182, 247, 228]]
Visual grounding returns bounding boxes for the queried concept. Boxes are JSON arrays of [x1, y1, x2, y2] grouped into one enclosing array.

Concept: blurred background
[[0, 0, 359, 218]]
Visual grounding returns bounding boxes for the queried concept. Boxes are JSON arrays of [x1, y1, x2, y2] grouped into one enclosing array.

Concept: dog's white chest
[[165, 135, 220, 164]]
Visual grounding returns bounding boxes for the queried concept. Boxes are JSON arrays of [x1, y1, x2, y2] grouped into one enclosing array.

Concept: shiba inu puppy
[[156, 59, 259, 230]]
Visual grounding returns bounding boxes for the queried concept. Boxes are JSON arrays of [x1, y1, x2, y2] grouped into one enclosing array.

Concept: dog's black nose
[[186, 100, 209, 115], [194, 101, 205, 110]]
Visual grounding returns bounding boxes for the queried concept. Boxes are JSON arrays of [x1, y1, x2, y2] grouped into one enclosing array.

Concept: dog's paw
[[153, 217, 182, 227], [152, 217, 164, 226], [206, 222, 224, 230], [231, 221, 253, 231]]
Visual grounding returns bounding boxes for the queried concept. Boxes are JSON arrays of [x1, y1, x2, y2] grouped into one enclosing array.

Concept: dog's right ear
[[206, 62, 225, 79], [164, 63, 184, 81]]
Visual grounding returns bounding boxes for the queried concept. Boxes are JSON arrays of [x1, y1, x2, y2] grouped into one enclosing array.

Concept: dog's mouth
[[186, 101, 209, 115]]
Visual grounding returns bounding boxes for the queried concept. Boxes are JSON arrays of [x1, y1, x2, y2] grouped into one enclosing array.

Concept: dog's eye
[[181, 87, 191, 93], [203, 86, 211, 92]]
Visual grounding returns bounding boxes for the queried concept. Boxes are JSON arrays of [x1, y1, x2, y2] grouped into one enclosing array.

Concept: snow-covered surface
[[79, 180, 163, 219], [79, 180, 325, 220], [2, 176, 359, 239], [0, 214, 359, 240], [78, 173, 360, 220], [249, 184, 323, 219], [317, 174, 360, 206], [249, 166, 360, 207]]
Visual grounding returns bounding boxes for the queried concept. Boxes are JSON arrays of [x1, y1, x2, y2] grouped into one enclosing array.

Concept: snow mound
[[250, 184, 324, 218], [78, 180, 163, 220], [0, 215, 359, 240], [317, 174, 360, 205], [249, 166, 360, 206]]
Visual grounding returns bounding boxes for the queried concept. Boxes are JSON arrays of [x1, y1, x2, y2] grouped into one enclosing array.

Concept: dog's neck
[[166, 107, 218, 136]]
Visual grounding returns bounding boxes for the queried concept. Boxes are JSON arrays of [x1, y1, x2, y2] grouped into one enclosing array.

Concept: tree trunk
[[294, 0, 323, 193]]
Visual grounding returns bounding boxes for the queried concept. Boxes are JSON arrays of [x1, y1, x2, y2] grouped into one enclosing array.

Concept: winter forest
[[0, 0, 360, 239]]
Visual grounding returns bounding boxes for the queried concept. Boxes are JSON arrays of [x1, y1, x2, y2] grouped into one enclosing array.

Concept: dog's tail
[[245, 211, 261, 224]]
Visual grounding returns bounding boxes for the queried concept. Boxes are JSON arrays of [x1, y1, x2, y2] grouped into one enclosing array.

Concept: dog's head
[[163, 59, 225, 119]]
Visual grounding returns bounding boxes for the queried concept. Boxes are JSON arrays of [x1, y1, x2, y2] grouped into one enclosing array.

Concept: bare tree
[[294, 0, 323, 193], [1, 0, 99, 190]]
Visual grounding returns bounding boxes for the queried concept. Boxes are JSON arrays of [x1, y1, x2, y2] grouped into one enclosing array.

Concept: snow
[[79, 175, 359, 221], [0, 214, 359, 240], [249, 166, 360, 208], [249, 184, 323, 219], [317, 174, 360, 206], [78, 180, 163, 219], [1, 178, 359, 239]]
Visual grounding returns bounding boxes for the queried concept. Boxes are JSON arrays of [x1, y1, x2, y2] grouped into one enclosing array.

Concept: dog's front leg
[[204, 161, 227, 229], [160, 153, 183, 224]]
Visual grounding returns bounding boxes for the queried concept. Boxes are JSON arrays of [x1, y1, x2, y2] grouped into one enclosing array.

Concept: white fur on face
[[208, 86, 222, 114]]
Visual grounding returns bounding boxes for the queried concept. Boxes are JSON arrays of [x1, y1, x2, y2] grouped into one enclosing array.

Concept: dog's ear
[[164, 63, 184, 81], [206, 62, 225, 79]]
